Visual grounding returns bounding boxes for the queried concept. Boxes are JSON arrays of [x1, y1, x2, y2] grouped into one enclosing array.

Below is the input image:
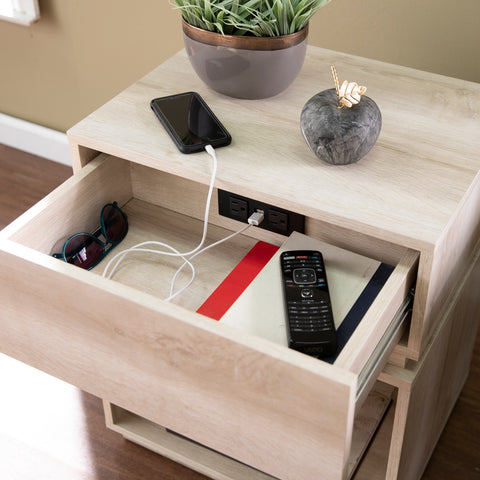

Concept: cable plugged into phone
[[151, 93, 231, 154]]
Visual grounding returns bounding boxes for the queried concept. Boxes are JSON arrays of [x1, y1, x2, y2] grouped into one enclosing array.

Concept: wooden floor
[[0, 144, 479, 480]]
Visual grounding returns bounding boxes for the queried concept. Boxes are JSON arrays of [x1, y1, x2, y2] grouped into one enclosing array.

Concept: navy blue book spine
[[323, 263, 395, 364]]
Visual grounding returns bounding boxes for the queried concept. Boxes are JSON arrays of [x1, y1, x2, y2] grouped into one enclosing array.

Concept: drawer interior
[[5, 154, 260, 310], [5, 153, 418, 376], [0, 153, 417, 480]]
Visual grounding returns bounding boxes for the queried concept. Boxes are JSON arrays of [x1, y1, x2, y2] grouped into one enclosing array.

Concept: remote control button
[[301, 288, 314, 298], [293, 268, 317, 285]]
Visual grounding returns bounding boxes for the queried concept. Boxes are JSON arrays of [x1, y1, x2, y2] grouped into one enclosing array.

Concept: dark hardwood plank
[[0, 144, 478, 480], [422, 324, 480, 480], [0, 144, 72, 229]]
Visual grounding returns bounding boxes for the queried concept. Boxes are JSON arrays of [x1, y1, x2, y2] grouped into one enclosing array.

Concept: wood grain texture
[[398, 246, 480, 480], [0, 150, 358, 480], [68, 47, 480, 251], [380, 241, 480, 480], [0, 234, 356, 480], [0, 148, 416, 401], [410, 175, 480, 356], [2, 45, 480, 480], [102, 382, 394, 480], [0, 146, 478, 480], [67, 46, 480, 359], [3, 154, 132, 251]]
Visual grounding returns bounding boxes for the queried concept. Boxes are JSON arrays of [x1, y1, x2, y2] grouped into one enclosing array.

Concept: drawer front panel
[[0, 241, 356, 480]]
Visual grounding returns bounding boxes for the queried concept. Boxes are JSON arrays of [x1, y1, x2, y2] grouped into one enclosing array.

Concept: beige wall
[[1, 0, 478, 132]]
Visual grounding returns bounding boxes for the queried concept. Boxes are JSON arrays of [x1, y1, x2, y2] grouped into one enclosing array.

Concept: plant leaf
[[172, 0, 332, 36]]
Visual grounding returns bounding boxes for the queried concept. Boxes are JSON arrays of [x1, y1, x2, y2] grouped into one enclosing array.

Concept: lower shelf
[[103, 382, 395, 480]]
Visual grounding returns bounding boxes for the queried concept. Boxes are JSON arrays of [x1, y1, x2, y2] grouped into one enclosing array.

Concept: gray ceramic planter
[[182, 20, 308, 99]]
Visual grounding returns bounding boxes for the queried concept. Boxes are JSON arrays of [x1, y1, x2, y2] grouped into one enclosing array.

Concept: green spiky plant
[[172, 0, 332, 37]]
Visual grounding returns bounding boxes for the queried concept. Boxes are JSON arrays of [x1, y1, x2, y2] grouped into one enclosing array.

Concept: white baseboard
[[0, 113, 71, 166]]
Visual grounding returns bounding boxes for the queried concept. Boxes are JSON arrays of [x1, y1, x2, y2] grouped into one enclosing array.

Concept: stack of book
[[197, 232, 393, 363]]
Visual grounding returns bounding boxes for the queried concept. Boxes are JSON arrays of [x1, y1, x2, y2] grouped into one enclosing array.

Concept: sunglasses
[[52, 202, 128, 270]]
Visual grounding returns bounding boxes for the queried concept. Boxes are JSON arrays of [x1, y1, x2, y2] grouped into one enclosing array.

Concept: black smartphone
[[150, 92, 231, 154]]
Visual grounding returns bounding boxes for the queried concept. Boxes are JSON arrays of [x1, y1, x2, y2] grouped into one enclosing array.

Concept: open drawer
[[0, 154, 418, 480]]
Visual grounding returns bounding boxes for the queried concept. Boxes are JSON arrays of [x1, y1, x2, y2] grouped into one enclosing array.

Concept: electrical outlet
[[228, 196, 248, 221], [218, 190, 305, 236], [268, 210, 289, 234]]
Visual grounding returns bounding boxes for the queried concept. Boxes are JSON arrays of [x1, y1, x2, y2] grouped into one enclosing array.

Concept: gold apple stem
[[331, 65, 343, 109]]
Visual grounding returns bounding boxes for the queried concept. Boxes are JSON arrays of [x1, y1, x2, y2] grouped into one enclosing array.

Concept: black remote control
[[280, 250, 337, 357]]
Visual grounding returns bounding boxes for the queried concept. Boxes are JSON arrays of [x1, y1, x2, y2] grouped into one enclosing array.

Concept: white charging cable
[[167, 223, 251, 300], [103, 144, 217, 276], [102, 145, 264, 302], [168, 210, 264, 300]]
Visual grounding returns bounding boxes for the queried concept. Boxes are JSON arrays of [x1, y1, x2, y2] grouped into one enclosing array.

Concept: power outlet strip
[[218, 190, 305, 236]]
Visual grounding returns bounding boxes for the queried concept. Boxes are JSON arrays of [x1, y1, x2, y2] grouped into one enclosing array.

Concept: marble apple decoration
[[300, 66, 382, 165]]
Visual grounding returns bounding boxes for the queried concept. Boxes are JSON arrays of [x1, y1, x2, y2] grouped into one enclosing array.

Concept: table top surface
[[68, 46, 480, 252]]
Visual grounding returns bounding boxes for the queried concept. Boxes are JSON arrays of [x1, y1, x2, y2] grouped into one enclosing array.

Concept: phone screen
[[150, 92, 231, 153]]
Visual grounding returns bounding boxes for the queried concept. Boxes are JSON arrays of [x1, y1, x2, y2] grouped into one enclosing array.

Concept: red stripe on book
[[196, 241, 279, 321]]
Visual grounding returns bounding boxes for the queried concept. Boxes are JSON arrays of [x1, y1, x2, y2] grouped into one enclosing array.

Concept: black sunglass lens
[[64, 234, 104, 269], [102, 205, 127, 243]]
